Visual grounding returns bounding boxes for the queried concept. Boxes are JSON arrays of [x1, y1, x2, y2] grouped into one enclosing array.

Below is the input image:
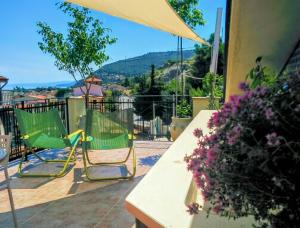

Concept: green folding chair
[[15, 109, 83, 177], [82, 108, 136, 181]]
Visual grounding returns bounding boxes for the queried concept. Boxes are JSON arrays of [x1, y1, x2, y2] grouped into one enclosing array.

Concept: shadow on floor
[[0, 175, 144, 228], [139, 154, 162, 167], [67, 165, 129, 195], [0, 149, 76, 189]]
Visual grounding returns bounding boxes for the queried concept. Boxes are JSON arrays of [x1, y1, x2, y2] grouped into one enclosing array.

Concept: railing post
[[152, 102, 155, 120], [20, 101, 28, 161], [172, 94, 175, 117], [65, 97, 70, 134]]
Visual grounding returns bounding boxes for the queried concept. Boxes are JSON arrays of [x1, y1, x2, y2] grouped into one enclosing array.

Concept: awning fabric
[[67, 0, 208, 45]]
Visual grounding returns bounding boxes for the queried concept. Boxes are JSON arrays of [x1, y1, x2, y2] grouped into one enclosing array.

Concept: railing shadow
[[139, 154, 162, 167]]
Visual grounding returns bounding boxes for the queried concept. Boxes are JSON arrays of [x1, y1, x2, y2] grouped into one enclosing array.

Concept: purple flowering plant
[[186, 73, 300, 227]]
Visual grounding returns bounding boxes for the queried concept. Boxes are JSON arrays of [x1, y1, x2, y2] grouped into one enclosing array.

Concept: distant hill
[[6, 81, 75, 90], [95, 50, 195, 82], [6, 50, 195, 90]]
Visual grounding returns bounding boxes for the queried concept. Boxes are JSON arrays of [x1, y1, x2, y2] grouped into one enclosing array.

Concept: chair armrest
[[67, 129, 84, 139], [67, 129, 84, 146], [21, 130, 43, 140], [128, 134, 136, 140], [81, 136, 94, 142]]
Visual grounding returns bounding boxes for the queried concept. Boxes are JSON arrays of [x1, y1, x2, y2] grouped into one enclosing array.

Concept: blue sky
[[0, 0, 226, 85]]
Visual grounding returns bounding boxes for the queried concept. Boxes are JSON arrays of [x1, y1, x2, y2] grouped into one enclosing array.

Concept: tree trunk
[[85, 93, 89, 109]]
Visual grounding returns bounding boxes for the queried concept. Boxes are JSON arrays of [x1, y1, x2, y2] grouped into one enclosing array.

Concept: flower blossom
[[265, 108, 275, 120], [212, 202, 223, 214], [206, 148, 217, 166], [193, 128, 203, 138], [239, 82, 250, 91], [186, 203, 200, 215], [266, 132, 280, 147], [255, 86, 268, 96], [227, 125, 242, 145]]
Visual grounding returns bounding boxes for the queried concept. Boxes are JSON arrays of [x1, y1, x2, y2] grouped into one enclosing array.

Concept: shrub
[[177, 99, 192, 118], [186, 72, 300, 227], [189, 73, 224, 99]]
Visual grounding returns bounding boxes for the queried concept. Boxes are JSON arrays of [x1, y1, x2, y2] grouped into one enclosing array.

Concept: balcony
[[1, 96, 225, 227]]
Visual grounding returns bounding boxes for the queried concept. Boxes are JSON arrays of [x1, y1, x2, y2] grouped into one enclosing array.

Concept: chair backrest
[[0, 134, 12, 166], [85, 109, 133, 150], [15, 109, 68, 148]]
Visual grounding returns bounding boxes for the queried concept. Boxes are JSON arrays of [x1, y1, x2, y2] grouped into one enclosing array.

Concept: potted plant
[[169, 99, 192, 141], [185, 72, 300, 227]]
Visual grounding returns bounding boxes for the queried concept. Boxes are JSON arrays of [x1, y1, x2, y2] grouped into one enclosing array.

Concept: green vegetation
[[246, 57, 277, 89], [122, 78, 130, 87], [37, 2, 116, 106], [13, 86, 26, 92], [169, 0, 205, 28], [129, 35, 225, 113], [133, 65, 164, 121], [176, 99, 192, 118], [103, 89, 121, 112], [189, 72, 224, 98], [55, 88, 71, 98], [95, 50, 195, 78], [35, 87, 55, 92], [189, 34, 224, 89]]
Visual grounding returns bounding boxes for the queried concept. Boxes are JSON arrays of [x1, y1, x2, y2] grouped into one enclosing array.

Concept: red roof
[[85, 76, 102, 82], [28, 95, 48, 100], [0, 76, 8, 82]]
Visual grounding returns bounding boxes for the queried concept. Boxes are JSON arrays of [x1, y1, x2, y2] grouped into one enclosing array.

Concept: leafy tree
[[104, 89, 118, 111], [168, 0, 205, 28], [55, 88, 71, 98], [169, 0, 205, 96], [122, 78, 130, 87], [37, 3, 116, 107], [189, 72, 224, 98], [133, 65, 164, 121], [189, 34, 224, 89], [164, 78, 181, 95], [13, 86, 26, 93]]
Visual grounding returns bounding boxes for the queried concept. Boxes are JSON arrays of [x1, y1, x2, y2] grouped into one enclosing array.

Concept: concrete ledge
[[126, 110, 255, 227], [125, 110, 215, 227]]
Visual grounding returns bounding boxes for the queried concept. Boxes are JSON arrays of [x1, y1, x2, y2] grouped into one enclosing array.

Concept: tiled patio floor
[[0, 141, 172, 228]]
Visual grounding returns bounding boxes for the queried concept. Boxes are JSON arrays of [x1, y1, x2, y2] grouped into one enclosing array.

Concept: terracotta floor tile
[[0, 141, 171, 227]]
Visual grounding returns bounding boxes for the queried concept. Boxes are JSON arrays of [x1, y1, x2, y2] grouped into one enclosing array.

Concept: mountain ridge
[[6, 50, 196, 89], [95, 49, 195, 82]]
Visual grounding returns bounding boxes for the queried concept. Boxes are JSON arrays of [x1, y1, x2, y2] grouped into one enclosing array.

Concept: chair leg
[[18, 141, 79, 178], [85, 146, 133, 165], [4, 167, 18, 228], [83, 147, 136, 181]]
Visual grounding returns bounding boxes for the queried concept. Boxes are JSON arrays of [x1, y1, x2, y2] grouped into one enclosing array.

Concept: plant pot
[[192, 96, 220, 117], [169, 116, 192, 141]]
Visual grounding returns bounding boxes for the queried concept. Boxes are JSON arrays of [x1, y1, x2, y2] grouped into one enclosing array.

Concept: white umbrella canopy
[[67, 0, 209, 45]]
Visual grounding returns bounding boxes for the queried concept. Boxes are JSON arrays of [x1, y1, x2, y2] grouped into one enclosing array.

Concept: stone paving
[[0, 141, 171, 228]]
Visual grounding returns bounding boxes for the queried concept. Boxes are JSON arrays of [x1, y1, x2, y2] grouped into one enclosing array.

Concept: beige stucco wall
[[225, 0, 300, 100]]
